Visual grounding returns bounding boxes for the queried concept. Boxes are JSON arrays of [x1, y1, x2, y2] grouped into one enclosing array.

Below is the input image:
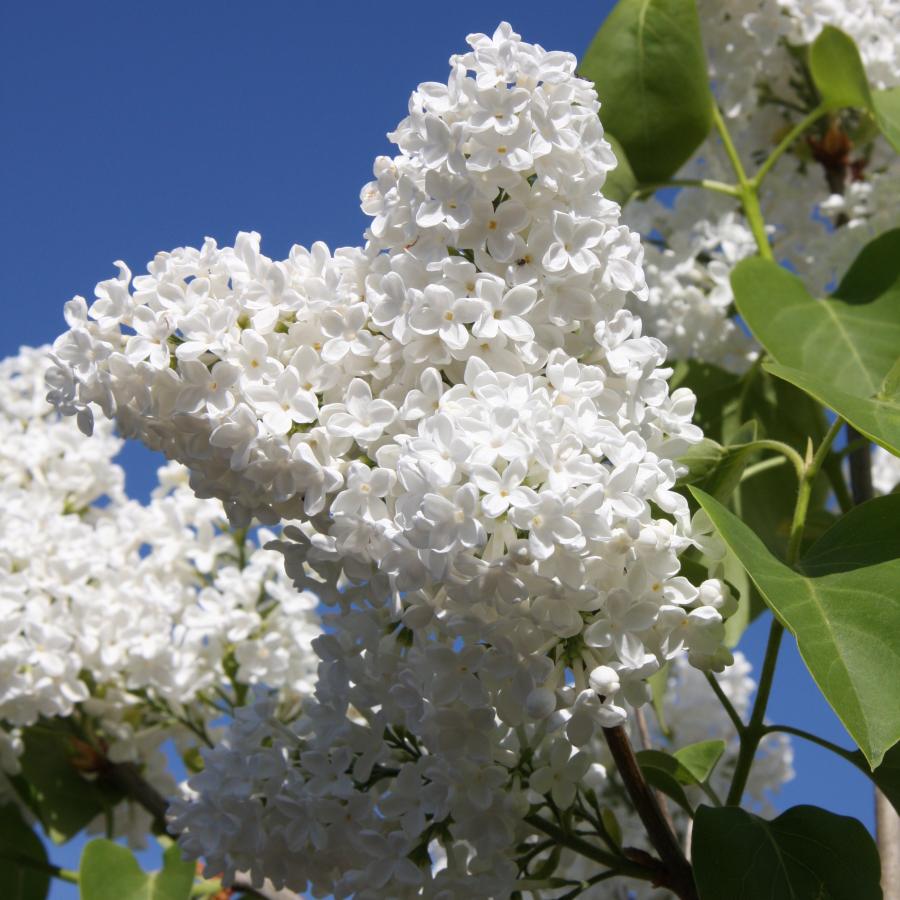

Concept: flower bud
[[525, 687, 556, 720], [588, 665, 620, 699]]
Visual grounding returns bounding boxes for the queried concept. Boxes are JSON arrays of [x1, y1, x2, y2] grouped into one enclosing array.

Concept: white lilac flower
[[0, 345, 320, 848], [161, 23, 750, 896]]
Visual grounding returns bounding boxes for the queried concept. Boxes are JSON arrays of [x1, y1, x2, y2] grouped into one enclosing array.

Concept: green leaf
[[671, 360, 830, 643], [800, 494, 900, 575], [677, 427, 761, 503], [634, 750, 693, 814], [721, 545, 758, 647], [691, 487, 900, 767], [732, 241, 900, 454], [673, 740, 725, 784], [834, 228, 900, 302], [600, 808, 623, 848], [766, 361, 900, 455], [647, 661, 671, 737], [580, 0, 712, 183], [0, 804, 50, 900], [79, 840, 193, 900], [873, 85, 900, 153], [12, 723, 125, 844], [849, 741, 900, 817], [880, 357, 900, 400], [809, 26, 872, 110], [603, 134, 638, 206], [692, 805, 881, 900], [808, 26, 900, 152]]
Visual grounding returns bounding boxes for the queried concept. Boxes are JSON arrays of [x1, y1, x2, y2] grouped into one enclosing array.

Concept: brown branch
[[603, 725, 698, 900], [634, 707, 677, 837]]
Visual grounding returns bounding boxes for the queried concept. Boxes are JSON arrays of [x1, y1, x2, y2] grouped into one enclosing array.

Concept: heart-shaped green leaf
[[692, 805, 881, 900], [732, 234, 900, 454], [580, 0, 713, 183], [79, 840, 194, 900], [0, 804, 50, 900], [691, 487, 900, 768]]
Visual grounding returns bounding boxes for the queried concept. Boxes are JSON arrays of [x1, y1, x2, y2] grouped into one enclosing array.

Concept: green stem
[[753, 440, 806, 483], [556, 870, 619, 899], [711, 104, 773, 261], [724, 417, 843, 805], [704, 673, 745, 735], [636, 178, 740, 198], [741, 189, 774, 260], [752, 103, 828, 188], [0, 851, 78, 884], [786, 417, 843, 566], [761, 724, 857, 764], [725, 619, 784, 806], [740, 455, 788, 481], [711, 104, 749, 186], [524, 813, 652, 881]]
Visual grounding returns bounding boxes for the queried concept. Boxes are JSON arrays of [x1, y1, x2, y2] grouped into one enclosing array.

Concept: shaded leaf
[[801, 494, 900, 575], [692, 804, 881, 900], [669, 360, 742, 443], [634, 750, 693, 814], [0, 804, 50, 900], [848, 741, 900, 817], [12, 723, 124, 844]]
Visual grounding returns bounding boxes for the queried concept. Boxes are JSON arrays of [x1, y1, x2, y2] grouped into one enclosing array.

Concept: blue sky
[[0, 1, 874, 895]]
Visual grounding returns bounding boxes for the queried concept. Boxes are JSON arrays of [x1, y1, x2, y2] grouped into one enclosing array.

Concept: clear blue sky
[[0, 2, 874, 895]]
